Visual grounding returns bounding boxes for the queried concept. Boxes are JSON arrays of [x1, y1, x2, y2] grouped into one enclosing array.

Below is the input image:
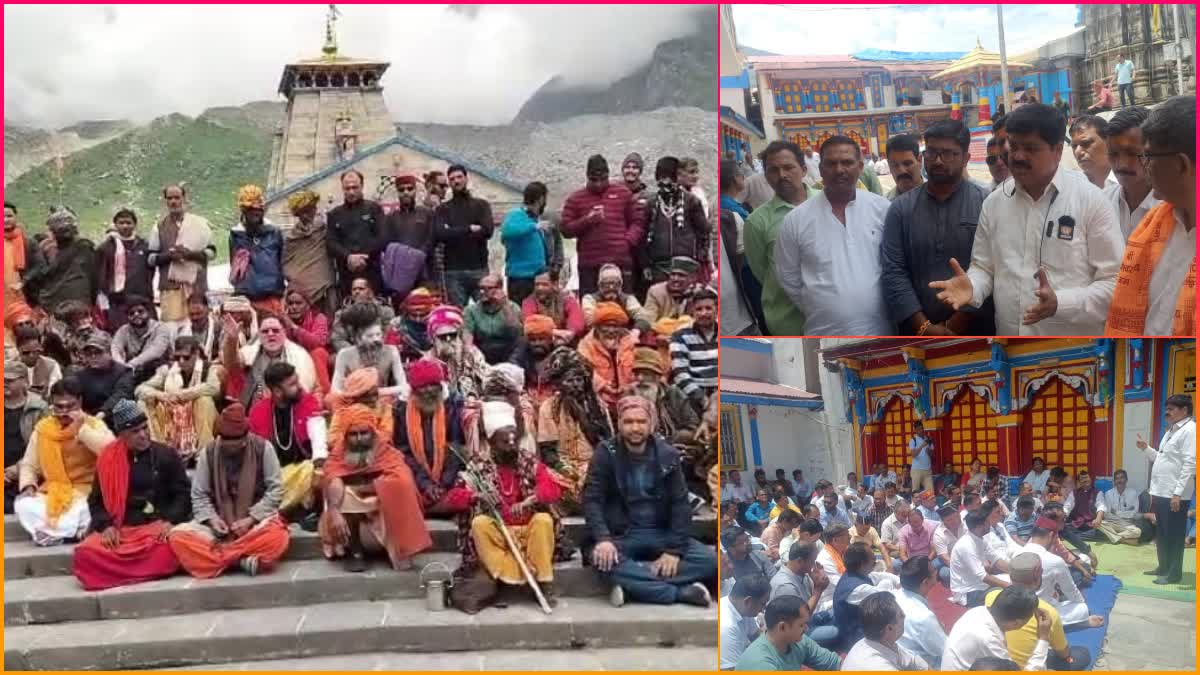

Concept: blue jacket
[[229, 224, 285, 300], [499, 207, 546, 280], [832, 570, 873, 651]]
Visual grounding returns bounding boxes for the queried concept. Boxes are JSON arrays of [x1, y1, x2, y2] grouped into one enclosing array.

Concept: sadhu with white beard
[[426, 305, 488, 400], [328, 302, 408, 409]]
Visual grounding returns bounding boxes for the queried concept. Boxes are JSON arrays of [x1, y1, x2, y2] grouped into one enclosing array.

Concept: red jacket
[[560, 183, 646, 269]]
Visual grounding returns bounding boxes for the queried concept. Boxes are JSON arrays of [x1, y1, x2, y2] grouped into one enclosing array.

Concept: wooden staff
[[451, 446, 553, 615]]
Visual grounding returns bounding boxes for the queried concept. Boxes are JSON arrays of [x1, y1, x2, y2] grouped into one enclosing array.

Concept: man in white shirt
[[1022, 457, 1051, 496], [932, 507, 963, 584], [792, 470, 812, 503], [815, 523, 851, 611], [941, 586, 1052, 671], [1100, 106, 1160, 239], [842, 591, 930, 670], [774, 136, 893, 335], [1021, 527, 1099, 627], [893, 555, 948, 668], [949, 511, 1011, 606], [803, 147, 821, 185], [1105, 95, 1195, 336], [929, 103, 1125, 335], [1095, 468, 1148, 544], [779, 517, 825, 565], [719, 574, 772, 669], [722, 469, 755, 516], [1137, 394, 1196, 585], [1068, 115, 1117, 190], [880, 501, 911, 567]]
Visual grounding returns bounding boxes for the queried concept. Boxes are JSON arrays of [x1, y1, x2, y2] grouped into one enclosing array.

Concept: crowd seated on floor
[[3, 158, 722, 613], [718, 407, 1197, 671]]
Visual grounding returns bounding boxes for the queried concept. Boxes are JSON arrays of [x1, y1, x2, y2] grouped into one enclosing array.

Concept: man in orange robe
[[577, 302, 636, 411], [320, 404, 432, 572], [168, 403, 291, 578], [72, 400, 191, 590]]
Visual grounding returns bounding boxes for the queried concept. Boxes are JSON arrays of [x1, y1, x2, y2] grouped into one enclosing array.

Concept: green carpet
[[1091, 540, 1196, 602]]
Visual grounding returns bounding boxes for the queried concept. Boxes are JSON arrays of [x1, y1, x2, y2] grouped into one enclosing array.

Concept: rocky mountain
[[3, 109, 272, 245], [514, 12, 716, 124], [4, 120, 134, 184]]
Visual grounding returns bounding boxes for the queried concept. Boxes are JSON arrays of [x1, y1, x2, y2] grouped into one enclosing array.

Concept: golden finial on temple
[[322, 4, 341, 58]]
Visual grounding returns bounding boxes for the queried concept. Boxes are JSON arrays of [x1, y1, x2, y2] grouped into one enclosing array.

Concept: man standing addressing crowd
[[930, 103, 1124, 336]]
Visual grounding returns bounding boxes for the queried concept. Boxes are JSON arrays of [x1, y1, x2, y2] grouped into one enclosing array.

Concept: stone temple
[[263, 8, 522, 223]]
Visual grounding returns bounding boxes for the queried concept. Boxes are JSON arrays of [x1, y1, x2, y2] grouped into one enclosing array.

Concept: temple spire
[[322, 4, 341, 58]]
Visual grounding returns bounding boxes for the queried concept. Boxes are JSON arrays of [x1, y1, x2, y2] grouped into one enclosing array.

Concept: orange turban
[[329, 404, 380, 457], [4, 300, 34, 329], [593, 302, 628, 327], [524, 313, 555, 338], [342, 367, 380, 400]]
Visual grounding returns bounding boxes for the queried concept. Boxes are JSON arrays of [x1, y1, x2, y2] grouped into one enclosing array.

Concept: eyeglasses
[[1137, 151, 1177, 167], [259, 327, 283, 335], [924, 148, 962, 162]]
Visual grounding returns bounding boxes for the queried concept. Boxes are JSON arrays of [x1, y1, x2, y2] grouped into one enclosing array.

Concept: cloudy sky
[[4, 4, 710, 129], [734, 4, 1080, 57]]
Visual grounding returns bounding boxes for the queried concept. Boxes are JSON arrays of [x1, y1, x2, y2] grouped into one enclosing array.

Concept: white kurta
[[1102, 182, 1161, 240], [1020, 541, 1089, 625], [774, 189, 893, 336], [1144, 211, 1196, 336], [942, 605, 1049, 671], [967, 166, 1125, 335], [842, 638, 930, 671]]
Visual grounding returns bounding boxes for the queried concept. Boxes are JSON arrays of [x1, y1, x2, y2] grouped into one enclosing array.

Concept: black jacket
[[78, 362, 136, 421], [433, 191, 494, 271], [86, 442, 192, 532], [582, 435, 691, 556]]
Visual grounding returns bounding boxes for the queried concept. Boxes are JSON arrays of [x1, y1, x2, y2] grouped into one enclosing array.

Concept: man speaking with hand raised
[[928, 103, 1124, 335]]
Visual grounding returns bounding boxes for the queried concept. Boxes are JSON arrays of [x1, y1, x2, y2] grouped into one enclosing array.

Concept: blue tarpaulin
[[851, 48, 968, 62]]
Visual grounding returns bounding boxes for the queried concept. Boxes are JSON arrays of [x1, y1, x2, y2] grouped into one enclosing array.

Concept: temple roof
[[933, 38, 1031, 80]]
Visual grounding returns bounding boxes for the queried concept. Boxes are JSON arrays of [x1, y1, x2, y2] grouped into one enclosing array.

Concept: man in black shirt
[[434, 164, 495, 308], [77, 331, 136, 426], [326, 170, 387, 299], [4, 361, 48, 513], [72, 400, 191, 590], [584, 395, 716, 607]]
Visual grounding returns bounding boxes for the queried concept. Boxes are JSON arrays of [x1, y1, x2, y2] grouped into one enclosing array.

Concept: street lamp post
[[997, 4, 1012, 113]]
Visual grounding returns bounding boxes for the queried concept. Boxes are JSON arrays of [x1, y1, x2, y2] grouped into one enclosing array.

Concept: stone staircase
[[4, 514, 717, 671]]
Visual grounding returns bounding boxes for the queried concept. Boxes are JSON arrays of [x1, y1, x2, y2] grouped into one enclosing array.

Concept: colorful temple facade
[[822, 338, 1194, 490]]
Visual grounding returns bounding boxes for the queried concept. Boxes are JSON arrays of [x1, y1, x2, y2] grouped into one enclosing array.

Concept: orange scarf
[[1106, 202, 1196, 335], [825, 544, 847, 575], [404, 401, 446, 482], [34, 417, 80, 527], [4, 226, 27, 271], [95, 439, 132, 528]]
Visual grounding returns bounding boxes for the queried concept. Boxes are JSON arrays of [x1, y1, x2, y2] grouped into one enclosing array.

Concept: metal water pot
[[420, 561, 454, 611]]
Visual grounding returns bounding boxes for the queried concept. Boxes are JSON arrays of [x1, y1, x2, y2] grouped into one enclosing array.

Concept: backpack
[[380, 242, 427, 297]]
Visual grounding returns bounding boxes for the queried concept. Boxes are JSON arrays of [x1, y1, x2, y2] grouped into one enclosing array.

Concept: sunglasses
[[985, 156, 1001, 166]]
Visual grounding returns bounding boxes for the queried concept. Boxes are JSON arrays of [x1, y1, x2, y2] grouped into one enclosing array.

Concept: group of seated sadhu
[[711, 456, 1180, 671], [6, 369, 718, 612], [5, 322, 721, 612]]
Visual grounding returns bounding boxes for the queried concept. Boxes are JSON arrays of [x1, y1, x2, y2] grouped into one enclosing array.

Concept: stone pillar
[[759, 71, 779, 141]]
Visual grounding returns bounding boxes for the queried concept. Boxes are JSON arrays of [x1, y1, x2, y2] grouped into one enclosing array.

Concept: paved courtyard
[[1096, 594, 1196, 671]]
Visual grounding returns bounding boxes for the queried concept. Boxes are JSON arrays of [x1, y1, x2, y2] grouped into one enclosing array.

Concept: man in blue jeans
[[1113, 53, 1136, 107], [584, 395, 716, 607]]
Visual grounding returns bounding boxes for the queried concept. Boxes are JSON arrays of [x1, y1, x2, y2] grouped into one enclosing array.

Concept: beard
[[357, 342, 384, 366], [634, 381, 662, 402], [433, 339, 460, 361]]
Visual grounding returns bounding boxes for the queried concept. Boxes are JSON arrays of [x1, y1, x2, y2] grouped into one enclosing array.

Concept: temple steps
[[3, 513, 718, 670]]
